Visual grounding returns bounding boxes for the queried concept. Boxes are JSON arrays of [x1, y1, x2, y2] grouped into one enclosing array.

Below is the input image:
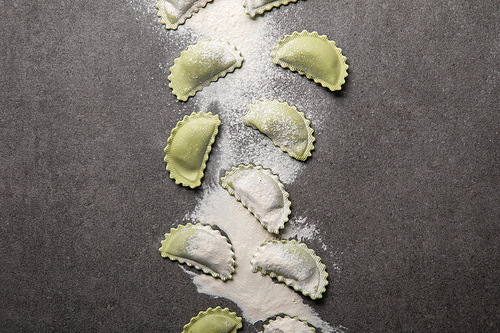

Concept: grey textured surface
[[1, 0, 498, 332]]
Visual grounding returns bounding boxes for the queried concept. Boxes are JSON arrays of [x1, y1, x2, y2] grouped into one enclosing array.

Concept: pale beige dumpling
[[264, 316, 315, 333], [243, 0, 299, 17], [159, 223, 235, 281], [221, 165, 291, 234], [251, 240, 328, 299], [168, 39, 244, 101], [243, 99, 315, 161], [156, 0, 214, 30]]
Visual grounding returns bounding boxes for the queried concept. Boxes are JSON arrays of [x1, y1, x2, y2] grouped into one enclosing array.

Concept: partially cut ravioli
[[156, 0, 213, 30], [251, 240, 328, 299], [243, 99, 315, 161], [169, 39, 244, 101], [164, 111, 220, 188], [221, 165, 291, 234], [182, 307, 242, 333], [271, 31, 348, 91], [264, 316, 315, 333], [243, 0, 298, 17], [159, 223, 235, 280]]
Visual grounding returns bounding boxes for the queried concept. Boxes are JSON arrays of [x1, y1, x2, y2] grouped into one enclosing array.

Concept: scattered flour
[[185, 186, 340, 332], [183, 0, 305, 183], [183, 225, 235, 279], [263, 316, 316, 333], [128, 0, 344, 331], [222, 165, 290, 233], [250, 241, 326, 298], [281, 216, 319, 242]]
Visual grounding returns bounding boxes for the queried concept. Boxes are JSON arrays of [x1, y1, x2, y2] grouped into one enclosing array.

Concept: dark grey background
[[1, 0, 498, 332]]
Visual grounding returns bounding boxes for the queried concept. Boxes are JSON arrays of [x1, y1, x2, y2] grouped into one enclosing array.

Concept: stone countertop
[[1, 1, 498, 332]]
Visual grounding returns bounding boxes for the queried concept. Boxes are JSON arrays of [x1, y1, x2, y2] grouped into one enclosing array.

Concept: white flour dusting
[[128, 0, 344, 331], [181, 0, 306, 183], [281, 216, 318, 242], [185, 186, 339, 332], [263, 316, 316, 333], [177, 1, 338, 331]]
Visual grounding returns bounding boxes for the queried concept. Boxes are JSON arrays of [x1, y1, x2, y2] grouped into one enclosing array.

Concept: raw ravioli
[[169, 39, 244, 101], [221, 165, 291, 234], [243, 99, 315, 161], [271, 31, 348, 91], [182, 307, 242, 333], [159, 223, 235, 281], [251, 240, 328, 299], [156, 0, 213, 30], [164, 111, 220, 188], [243, 0, 298, 17], [264, 316, 315, 333]]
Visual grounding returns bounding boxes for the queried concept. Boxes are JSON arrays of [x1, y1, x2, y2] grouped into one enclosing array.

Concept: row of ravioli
[[157, 4, 349, 332], [160, 34, 347, 330], [168, 31, 348, 101], [161, 109, 326, 331], [161, 33, 348, 333], [165, 105, 314, 189], [180, 307, 316, 333], [160, 163, 329, 331], [161, 161, 328, 296], [160, 221, 328, 298], [162, 99, 329, 330]]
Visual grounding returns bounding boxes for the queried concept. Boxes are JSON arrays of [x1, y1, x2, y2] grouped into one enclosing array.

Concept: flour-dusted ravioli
[[251, 240, 328, 299], [169, 39, 244, 101], [182, 307, 242, 333], [243, 99, 315, 161], [156, 0, 213, 30], [271, 31, 348, 91], [164, 111, 220, 188], [160, 223, 235, 280], [243, 0, 298, 17], [264, 316, 315, 333], [221, 165, 291, 234]]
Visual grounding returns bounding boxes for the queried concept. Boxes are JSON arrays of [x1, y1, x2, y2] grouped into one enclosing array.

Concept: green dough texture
[[164, 111, 220, 188], [183, 307, 242, 333], [271, 31, 348, 91], [169, 39, 244, 101], [156, 0, 214, 30]]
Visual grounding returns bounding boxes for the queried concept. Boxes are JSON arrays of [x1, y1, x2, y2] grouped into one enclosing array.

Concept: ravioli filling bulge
[[161, 0, 198, 22], [162, 225, 234, 279], [230, 170, 285, 228], [276, 36, 341, 84], [174, 43, 238, 97], [245, 102, 309, 156], [169, 118, 217, 181], [255, 243, 317, 283]]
